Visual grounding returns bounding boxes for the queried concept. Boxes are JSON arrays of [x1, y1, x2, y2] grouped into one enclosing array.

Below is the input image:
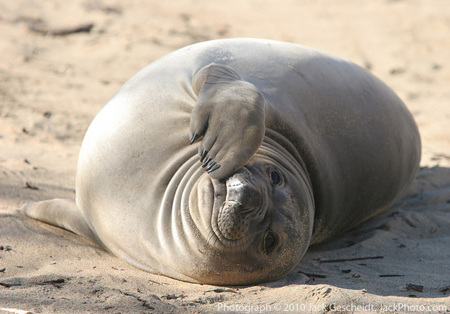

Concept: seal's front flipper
[[22, 199, 101, 246], [190, 63, 266, 180]]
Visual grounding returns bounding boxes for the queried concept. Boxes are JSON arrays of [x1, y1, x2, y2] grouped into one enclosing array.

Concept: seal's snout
[[217, 172, 265, 241]]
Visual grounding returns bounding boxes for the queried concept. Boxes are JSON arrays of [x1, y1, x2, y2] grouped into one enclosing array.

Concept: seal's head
[[188, 140, 314, 285]]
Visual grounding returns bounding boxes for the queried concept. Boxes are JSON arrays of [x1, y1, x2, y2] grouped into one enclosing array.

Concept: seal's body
[[24, 39, 421, 285]]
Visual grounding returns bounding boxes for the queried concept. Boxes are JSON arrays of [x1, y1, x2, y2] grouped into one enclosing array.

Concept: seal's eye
[[263, 230, 279, 254], [270, 169, 282, 186]]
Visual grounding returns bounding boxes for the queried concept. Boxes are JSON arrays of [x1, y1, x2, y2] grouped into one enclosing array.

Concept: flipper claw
[[202, 157, 212, 167], [190, 133, 199, 144], [206, 161, 217, 171], [200, 149, 208, 162], [207, 164, 221, 173]]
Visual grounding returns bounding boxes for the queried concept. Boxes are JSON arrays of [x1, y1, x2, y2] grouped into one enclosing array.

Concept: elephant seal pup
[[23, 38, 421, 285]]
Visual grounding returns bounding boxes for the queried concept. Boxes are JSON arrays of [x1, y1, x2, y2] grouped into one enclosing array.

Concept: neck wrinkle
[[155, 147, 206, 270]]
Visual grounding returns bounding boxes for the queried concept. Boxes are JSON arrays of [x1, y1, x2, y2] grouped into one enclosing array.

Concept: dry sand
[[1, 0, 449, 312]]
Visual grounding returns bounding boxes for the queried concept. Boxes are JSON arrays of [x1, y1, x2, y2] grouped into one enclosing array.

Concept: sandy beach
[[1, 0, 449, 312]]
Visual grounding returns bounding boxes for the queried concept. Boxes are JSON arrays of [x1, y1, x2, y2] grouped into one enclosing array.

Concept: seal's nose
[[225, 174, 261, 211]]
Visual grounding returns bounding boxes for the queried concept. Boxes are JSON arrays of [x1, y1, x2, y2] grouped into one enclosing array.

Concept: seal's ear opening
[[192, 63, 242, 95]]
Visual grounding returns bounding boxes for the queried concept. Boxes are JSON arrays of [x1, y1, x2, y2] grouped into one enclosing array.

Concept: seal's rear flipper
[[22, 199, 102, 246]]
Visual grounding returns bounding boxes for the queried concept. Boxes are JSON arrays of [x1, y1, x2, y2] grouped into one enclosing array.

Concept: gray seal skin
[[23, 38, 421, 285]]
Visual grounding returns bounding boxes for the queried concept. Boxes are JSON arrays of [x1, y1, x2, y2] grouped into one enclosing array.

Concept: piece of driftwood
[[319, 256, 384, 263], [28, 23, 94, 36]]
